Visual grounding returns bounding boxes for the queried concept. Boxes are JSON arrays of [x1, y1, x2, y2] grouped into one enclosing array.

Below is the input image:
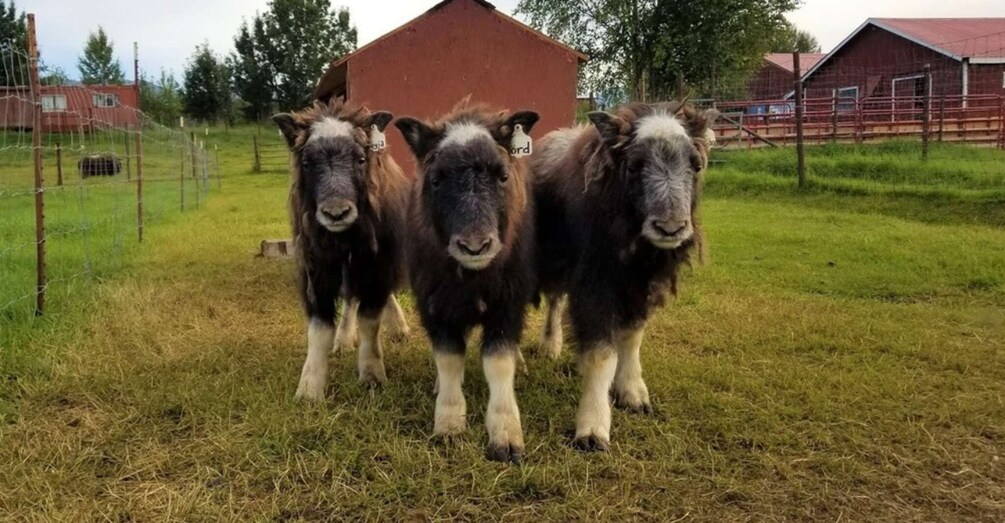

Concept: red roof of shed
[[872, 18, 1005, 61], [764, 53, 824, 73]]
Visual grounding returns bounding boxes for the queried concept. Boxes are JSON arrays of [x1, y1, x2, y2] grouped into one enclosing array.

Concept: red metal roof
[[871, 18, 1005, 61], [764, 53, 824, 73]]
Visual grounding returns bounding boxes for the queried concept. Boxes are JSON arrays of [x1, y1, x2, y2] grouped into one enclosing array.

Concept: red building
[[747, 53, 824, 100], [313, 0, 587, 172], [0, 84, 139, 133], [802, 18, 1005, 110]]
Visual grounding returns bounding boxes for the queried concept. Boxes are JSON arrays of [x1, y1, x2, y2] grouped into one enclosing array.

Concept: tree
[[259, 0, 357, 110], [78, 26, 125, 85], [229, 16, 274, 122], [183, 43, 231, 122], [516, 0, 800, 102], [40, 66, 70, 86], [0, 1, 29, 86], [140, 70, 184, 126], [770, 21, 821, 53]]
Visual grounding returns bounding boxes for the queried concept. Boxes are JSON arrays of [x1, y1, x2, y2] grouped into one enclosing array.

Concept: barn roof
[[804, 18, 1005, 80], [314, 0, 588, 99], [764, 53, 824, 73]]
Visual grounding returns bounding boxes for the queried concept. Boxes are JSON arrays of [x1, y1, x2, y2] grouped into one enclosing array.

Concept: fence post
[[191, 132, 199, 209], [123, 129, 131, 180], [938, 95, 945, 142], [792, 52, 806, 188], [134, 42, 144, 243], [179, 131, 185, 211], [253, 134, 261, 173], [831, 92, 839, 143], [56, 141, 63, 186], [921, 63, 931, 161], [27, 13, 45, 316]]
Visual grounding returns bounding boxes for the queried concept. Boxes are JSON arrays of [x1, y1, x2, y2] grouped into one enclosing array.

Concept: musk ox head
[[396, 103, 538, 270]]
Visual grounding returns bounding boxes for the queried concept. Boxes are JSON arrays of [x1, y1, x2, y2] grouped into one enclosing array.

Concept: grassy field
[[1, 136, 1003, 520]]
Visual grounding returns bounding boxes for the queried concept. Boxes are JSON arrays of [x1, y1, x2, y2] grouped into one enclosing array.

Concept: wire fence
[[0, 15, 215, 326]]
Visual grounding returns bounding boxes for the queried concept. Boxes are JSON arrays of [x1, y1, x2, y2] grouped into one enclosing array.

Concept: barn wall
[[2, 85, 140, 132], [969, 63, 1005, 97], [804, 25, 962, 100], [345, 0, 579, 173], [747, 64, 793, 100]]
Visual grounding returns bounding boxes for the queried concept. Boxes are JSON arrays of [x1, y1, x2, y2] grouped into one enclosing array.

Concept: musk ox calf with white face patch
[[273, 100, 411, 401], [395, 101, 539, 463], [533, 101, 717, 451]]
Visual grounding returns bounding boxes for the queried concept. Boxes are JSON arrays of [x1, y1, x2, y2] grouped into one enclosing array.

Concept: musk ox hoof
[[358, 366, 387, 388], [295, 379, 326, 402], [486, 442, 523, 464], [333, 331, 357, 353], [571, 434, 610, 453], [612, 391, 653, 415], [386, 327, 410, 343]]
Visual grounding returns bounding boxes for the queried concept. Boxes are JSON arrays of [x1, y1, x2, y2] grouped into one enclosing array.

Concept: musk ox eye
[[499, 171, 509, 183], [429, 173, 441, 188], [357, 155, 366, 165]]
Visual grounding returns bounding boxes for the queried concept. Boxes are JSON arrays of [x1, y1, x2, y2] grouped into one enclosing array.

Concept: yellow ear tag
[[510, 124, 532, 157], [369, 124, 387, 152]]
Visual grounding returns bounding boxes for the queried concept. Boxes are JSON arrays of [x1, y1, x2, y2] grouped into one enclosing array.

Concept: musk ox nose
[[316, 200, 358, 231], [650, 218, 689, 238], [322, 205, 354, 223], [455, 236, 494, 256]]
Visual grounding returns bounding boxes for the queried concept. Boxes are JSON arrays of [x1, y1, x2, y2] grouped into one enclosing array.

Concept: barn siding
[[0, 84, 139, 132], [342, 0, 579, 173], [747, 63, 792, 100]]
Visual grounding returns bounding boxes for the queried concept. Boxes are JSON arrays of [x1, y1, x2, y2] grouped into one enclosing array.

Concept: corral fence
[[1, 14, 215, 323], [252, 133, 289, 173]]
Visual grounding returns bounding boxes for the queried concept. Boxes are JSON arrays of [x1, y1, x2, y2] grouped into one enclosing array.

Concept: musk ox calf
[[533, 101, 717, 451], [273, 100, 411, 401], [78, 154, 122, 177], [395, 101, 539, 463]]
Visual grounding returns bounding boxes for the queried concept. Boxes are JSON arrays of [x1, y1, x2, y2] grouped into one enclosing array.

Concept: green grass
[[1, 136, 1003, 520]]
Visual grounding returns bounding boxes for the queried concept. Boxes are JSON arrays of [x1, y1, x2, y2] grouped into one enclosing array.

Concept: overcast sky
[[16, 0, 1005, 80]]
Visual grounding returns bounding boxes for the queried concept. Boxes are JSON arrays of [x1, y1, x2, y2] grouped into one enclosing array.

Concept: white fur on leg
[[613, 325, 651, 413], [296, 320, 334, 401], [574, 347, 617, 450], [483, 350, 524, 462], [434, 352, 466, 436], [382, 294, 411, 341], [333, 298, 359, 353], [357, 314, 387, 386], [539, 294, 565, 360]]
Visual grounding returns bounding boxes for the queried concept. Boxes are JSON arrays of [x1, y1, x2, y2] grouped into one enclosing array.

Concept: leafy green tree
[[140, 70, 184, 126], [516, 0, 800, 101], [78, 26, 125, 85], [770, 21, 822, 53], [40, 65, 70, 86], [259, 0, 357, 110], [0, 1, 29, 86], [229, 16, 274, 121], [183, 43, 231, 122]]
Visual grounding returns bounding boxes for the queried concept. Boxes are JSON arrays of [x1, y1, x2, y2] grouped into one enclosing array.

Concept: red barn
[[802, 18, 1005, 111], [747, 53, 824, 100], [313, 0, 587, 172], [0, 84, 139, 132]]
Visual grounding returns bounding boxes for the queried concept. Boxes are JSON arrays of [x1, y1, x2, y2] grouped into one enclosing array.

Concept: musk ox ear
[[366, 111, 394, 132], [272, 113, 303, 149], [395, 117, 441, 159], [588, 111, 629, 146], [494, 110, 539, 142]]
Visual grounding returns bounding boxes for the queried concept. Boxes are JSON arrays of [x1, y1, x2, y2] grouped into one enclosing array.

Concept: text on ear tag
[[510, 124, 532, 157], [369, 124, 387, 151]]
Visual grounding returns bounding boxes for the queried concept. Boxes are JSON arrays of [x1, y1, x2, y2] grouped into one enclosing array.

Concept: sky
[[15, 0, 1005, 80]]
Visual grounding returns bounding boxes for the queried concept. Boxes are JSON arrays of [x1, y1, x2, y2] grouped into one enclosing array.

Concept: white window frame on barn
[[834, 86, 859, 113], [41, 94, 67, 112], [92, 93, 118, 108], [891, 73, 929, 122]]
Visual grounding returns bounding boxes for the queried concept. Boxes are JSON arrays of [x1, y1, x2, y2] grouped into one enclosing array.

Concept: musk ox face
[[589, 106, 716, 250], [396, 110, 538, 270], [274, 110, 394, 233]]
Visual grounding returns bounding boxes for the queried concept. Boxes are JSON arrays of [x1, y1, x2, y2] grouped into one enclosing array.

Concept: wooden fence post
[[792, 52, 806, 188], [253, 134, 261, 173], [921, 64, 931, 161], [938, 95, 945, 143], [832, 92, 839, 143], [56, 141, 63, 186], [123, 129, 131, 180], [179, 132, 185, 211], [28, 13, 45, 316], [134, 42, 143, 243]]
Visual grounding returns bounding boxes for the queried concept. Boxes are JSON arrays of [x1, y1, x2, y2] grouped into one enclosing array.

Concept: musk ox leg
[[612, 325, 651, 414], [538, 294, 565, 360], [296, 318, 335, 401], [382, 294, 411, 342], [357, 312, 387, 387], [573, 346, 617, 452], [483, 347, 524, 463], [333, 297, 359, 353], [433, 349, 467, 438]]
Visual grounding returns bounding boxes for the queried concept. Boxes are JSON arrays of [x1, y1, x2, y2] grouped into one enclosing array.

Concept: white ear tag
[[369, 124, 387, 152], [510, 124, 532, 157]]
